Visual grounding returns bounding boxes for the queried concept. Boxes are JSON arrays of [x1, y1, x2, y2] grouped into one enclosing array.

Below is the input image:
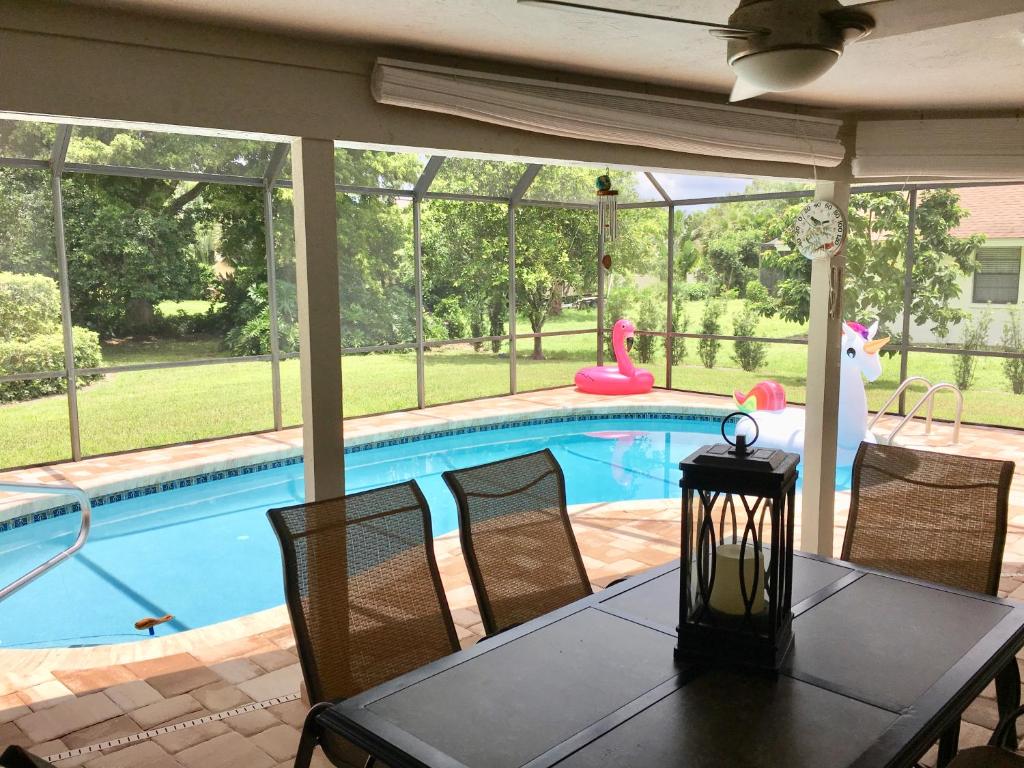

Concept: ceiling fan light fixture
[[729, 46, 840, 93]]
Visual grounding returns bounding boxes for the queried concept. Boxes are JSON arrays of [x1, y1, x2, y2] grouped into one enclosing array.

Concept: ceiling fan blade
[[515, 0, 761, 35], [729, 78, 770, 103], [847, 0, 1023, 39]]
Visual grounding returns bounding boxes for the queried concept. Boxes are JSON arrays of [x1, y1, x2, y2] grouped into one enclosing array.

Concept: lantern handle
[[722, 411, 758, 454]]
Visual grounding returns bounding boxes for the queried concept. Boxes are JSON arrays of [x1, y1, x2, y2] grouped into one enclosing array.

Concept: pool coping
[[0, 400, 737, 528]]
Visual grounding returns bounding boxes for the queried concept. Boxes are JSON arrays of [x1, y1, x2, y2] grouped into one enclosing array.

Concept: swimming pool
[[0, 413, 853, 648]]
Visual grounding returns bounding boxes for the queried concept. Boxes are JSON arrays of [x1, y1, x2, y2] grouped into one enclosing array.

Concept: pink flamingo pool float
[[575, 318, 654, 395]]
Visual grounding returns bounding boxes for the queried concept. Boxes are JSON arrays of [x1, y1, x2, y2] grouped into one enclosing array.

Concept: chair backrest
[[842, 443, 1015, 596], [267, 481, 459, 705], [443, 449, 592, 635]]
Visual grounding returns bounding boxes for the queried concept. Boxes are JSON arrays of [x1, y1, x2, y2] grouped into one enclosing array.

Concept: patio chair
[[0, 746, 51, 768], [442, 448, 596, 636], [947, 706, 1024, 766], [267, 481, 461, 768], [842, 442, 1019, 759]]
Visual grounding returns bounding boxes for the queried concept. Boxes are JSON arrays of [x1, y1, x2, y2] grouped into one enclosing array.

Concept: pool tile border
[[0, 406, 733, 531]]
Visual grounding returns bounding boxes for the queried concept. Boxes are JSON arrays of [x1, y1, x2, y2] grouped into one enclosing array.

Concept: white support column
[[292, 137, 344, 502], [801, 180, 850, 556]]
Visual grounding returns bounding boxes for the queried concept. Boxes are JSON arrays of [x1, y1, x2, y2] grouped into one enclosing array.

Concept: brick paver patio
[[1, 388, 1022, 765]]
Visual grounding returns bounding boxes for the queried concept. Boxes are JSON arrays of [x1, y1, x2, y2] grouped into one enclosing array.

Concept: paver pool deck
[[0, 387, 1022, 766]]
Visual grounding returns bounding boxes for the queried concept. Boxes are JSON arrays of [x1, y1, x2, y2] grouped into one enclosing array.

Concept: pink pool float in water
[[575, 318, 654, 395]]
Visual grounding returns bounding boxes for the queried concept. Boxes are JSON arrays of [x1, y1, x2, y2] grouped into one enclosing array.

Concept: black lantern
[[675, 412, 799, 670]]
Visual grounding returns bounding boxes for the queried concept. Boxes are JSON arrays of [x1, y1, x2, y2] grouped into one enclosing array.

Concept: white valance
[[853, 119, 1024, 179], [372, 58, 845, 168]]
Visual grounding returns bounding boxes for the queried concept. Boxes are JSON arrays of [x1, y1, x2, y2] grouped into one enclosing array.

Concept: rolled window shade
[[854, 119, 1024, 179], [372, 58, 844, 167]]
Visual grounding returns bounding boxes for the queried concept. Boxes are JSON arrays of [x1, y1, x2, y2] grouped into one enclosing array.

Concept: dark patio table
[[318, 553, 1024, 768]]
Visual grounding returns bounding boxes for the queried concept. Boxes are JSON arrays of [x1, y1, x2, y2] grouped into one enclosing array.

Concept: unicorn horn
[[863, 336, 890, 355]]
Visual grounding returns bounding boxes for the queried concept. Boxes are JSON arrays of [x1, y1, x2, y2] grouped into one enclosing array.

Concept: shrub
[[732, 303, 768, 372], [1002, 308, 1024, 395], [697, 297, 724, 369], [422, 312, 448, 343], [666, 303, 687, 366], [952, 311, 992, 391], [0, 272, 61, 342], [678, 281, 713, 302], [703, 229, 762, 291], [744, 279, 777, 317], [432, 296, 469, 340], [0, 327, 102, 403], [634, 293, 660, 364]]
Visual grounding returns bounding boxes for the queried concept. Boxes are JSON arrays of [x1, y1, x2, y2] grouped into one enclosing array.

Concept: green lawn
[[156, 299, 220, 317], [100, 336, 228, 364], [2, 304, 1021, 470]]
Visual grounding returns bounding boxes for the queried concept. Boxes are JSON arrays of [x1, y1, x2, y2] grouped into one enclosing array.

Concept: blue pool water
[[0, 415, 853, 648]]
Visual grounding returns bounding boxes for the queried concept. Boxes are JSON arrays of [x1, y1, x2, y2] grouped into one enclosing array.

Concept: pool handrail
[[0, 482, 92, 602], [868, 376, 963, 446]]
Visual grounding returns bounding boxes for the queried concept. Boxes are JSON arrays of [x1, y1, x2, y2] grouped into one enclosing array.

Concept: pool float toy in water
[[735, 321, 889, 465], [575, 318, 654, 395], [135, 614, 174, 636], [734, 380, 786, 413]]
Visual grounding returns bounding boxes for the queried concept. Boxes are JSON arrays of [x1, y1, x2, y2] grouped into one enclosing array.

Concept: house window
[[973, 246, 1021, 304]]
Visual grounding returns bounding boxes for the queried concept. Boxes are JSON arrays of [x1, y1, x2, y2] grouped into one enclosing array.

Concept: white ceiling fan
[[516, 0, 1024, 101]]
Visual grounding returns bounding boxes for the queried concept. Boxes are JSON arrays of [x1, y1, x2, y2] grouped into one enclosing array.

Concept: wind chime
[[596, 171, 618, 269]]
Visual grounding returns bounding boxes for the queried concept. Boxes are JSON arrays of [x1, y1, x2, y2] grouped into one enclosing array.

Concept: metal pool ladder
[[0, 482, 92, 601], [868, 376, 964, 446]]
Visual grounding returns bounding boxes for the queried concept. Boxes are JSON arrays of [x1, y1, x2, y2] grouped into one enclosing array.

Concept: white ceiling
[[69, 0, 1024, 111]]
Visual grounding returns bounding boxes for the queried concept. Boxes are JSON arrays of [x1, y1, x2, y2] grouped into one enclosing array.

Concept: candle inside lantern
[[709, 543, 766, 616]]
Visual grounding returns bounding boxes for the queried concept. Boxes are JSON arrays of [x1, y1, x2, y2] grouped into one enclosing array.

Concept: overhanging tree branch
[[165, 182, 208, 216]]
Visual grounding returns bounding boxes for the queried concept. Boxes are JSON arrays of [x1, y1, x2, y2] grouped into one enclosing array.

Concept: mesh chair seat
[[443, 449, 592, 635], [268, 481, 460, 767], [842, 443, 1014, 596], [843, 443, 1018, 761], [948, 747, 1024, 768]]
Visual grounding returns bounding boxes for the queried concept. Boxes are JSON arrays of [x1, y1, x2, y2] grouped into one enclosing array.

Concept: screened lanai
[[2, 115, 1022, 475]]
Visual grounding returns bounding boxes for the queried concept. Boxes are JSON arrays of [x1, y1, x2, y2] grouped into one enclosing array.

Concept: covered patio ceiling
[[67, 0, 1024, 111]]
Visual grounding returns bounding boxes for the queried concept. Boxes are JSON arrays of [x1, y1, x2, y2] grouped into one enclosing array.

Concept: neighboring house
[[911, 184, 1024, 345]]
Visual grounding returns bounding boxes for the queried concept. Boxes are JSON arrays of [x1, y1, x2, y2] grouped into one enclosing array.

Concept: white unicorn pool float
[[734, 321, 889, 465]]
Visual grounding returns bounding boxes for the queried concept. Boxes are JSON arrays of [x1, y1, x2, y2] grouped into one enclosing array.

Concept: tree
[[421, 199, 507, 351], [687, 180, 802, 294], [514, 205, 595, 358], [763, 190, 983, 337], [54, 128, 277, 337], [61, 174, 208, 336], [0, 168, 55, 278], [672, 210, 701, 284]]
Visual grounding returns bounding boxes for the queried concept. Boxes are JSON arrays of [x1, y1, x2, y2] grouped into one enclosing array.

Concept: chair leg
[[295, 702, 332, 768], [935, 719, 961, 768], [995, 659, 1022, 750]]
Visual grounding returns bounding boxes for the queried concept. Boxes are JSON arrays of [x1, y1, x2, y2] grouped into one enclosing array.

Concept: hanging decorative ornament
[[793, 200, 846, 261], [596, 172, 619, 243], [602, 253, 613, 270]]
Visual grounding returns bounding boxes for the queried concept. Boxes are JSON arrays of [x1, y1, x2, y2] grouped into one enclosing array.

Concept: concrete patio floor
[[0, 388, 1022, 766]]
